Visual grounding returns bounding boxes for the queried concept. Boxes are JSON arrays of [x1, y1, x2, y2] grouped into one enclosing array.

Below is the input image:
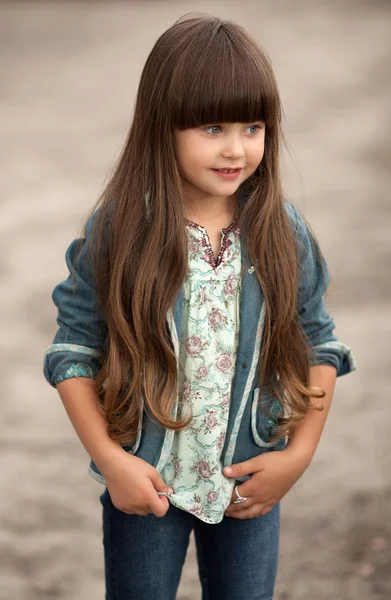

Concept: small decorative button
[[248, 265, 255, 274], [271, 401, 281, 416], [242, 362, 248, 369]]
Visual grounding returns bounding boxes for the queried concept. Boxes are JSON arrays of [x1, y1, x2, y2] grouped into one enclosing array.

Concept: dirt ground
[[1, 1, 390, 598]]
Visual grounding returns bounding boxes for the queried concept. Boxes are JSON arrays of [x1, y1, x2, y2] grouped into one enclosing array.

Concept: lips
[[211, 168, 242, 180], [213, 168, 242, 172]]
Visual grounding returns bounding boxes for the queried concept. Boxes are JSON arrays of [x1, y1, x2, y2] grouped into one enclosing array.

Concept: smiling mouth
[[212, 168, 242, 173]]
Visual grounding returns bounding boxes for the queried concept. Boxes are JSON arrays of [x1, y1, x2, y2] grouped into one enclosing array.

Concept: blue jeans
[[100, 487, 280, 600]]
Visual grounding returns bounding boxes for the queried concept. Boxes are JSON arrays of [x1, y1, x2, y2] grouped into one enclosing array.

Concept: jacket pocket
[[251, 388, 282, 448]]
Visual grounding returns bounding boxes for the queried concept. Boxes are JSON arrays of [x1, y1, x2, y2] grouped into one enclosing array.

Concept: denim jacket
[[43, 192, 357, 485]]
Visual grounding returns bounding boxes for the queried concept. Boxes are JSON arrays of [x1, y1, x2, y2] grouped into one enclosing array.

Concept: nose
[[221, 134, 245, 160]]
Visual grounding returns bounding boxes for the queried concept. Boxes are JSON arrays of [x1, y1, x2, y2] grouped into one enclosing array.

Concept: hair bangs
[[168, 24, 281, 131]]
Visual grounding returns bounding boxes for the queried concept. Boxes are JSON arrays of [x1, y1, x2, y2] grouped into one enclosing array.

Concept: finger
[[226, 485, 254, 512], [226, 498, 254, 514], [225, 503, 265, 519], [227, 503, 274, 519], [121, 508, 149, 516], [223, 456, 264, 479], [147, 472, 173, 517], [149, 469, 174, 494], [228, 481, 252, 506], [149, 493, 170, 518]]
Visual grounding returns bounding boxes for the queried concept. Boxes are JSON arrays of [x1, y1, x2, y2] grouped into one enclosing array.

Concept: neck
[[183, 189, 239, 224]]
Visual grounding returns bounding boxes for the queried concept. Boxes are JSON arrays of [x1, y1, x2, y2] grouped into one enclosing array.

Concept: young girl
[[43, 13, 357, 600]]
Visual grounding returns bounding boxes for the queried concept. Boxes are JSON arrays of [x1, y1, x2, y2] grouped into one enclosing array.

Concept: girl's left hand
[[223, 447, 311, 519]]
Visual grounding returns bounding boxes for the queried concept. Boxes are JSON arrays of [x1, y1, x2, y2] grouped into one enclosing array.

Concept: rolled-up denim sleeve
[[291, 204, 357, 377], [43, 211, 108, 387]]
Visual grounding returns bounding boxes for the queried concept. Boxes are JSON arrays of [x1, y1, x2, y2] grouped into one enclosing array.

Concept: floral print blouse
[[159, 214, 242, 523], [55, 214, 242, 524]]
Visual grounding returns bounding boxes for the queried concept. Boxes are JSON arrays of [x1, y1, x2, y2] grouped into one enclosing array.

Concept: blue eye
[[204, 124, 263, 135], [204, 125, 221, 135], [245, 125, 263, 134]]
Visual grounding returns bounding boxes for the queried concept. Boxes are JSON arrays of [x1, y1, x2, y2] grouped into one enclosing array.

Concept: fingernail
[[168, 487, 174, 494], [224, 467, 232, 475]]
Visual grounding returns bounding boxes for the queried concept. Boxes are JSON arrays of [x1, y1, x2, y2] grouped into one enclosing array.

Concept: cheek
[[249, 144, 265, 167], [174, 134, 195, 172], [179, 143, 207, 174], [175, 145, 193, 177]]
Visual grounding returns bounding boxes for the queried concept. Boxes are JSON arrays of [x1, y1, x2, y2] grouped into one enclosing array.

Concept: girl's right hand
[[100, 450, 173, 518]]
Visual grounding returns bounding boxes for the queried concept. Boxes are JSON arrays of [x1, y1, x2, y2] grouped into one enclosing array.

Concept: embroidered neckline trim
[[185, 216, 240, 269]]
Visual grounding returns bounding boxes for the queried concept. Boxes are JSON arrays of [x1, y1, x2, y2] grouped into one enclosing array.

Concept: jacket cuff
[[309, 341, 357, 377], [43, 343, 101, 388]]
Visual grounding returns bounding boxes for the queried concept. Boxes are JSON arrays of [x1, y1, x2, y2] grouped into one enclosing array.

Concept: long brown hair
[[80, 13, 325, 445]]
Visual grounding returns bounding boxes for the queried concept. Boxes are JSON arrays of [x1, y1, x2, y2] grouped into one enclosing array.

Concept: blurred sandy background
[[1, 0, 390, 598]]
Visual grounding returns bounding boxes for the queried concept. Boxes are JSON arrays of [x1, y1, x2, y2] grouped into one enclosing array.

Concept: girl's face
[[174, 122, 265, 204]]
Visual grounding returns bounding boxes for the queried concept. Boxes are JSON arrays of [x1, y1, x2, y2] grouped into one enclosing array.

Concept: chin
[[206, 187, 240, 198], [187, 177, 242, 198]]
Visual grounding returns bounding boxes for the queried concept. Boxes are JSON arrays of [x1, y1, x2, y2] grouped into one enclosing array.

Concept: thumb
[[147, 484, 170, 518], [149, 469, 174, 494], [223, 457, 263, 478]]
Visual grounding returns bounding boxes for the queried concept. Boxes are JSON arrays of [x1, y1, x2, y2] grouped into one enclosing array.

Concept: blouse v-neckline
[[184, 213, 240, 270]]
